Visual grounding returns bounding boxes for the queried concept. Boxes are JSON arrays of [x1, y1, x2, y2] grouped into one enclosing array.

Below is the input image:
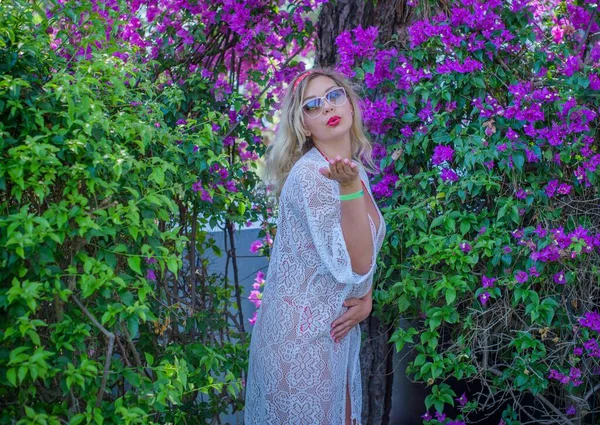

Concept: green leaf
[[128, 257, 142, 275], [6, 368, 16, 386], [445, 288, 457, 305], [167, 257, 179, 277]]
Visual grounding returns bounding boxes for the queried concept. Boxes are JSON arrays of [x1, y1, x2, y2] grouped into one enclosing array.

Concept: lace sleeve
[[292, 161, 377, 286]]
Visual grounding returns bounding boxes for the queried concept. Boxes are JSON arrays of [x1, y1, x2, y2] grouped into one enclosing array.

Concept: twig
[[72, 295, 115, 407]]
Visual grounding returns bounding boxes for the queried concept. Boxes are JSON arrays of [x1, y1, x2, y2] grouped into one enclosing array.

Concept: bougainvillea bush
[[0, 0, 317, 423], [331, 0, 600, 423]]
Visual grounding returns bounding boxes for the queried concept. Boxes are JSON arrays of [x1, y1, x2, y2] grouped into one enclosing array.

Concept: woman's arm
[[339, 177, 374, 275]]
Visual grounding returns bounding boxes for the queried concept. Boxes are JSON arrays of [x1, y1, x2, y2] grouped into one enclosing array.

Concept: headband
[[293, 71, 311, 91]]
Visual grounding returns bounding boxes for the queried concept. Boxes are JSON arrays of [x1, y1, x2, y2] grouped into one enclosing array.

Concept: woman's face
[[301, 75, 354, 144]]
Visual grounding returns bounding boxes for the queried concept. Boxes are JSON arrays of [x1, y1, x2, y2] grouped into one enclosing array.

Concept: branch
[[72, 295, 115, 407], [488, 367, 575, 425]]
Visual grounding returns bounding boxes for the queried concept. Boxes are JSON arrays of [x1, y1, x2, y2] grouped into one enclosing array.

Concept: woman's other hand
[[330, 297, 372, 343]]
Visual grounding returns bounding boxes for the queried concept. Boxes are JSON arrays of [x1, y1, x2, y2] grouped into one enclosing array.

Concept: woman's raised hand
[[319, 156, 359, 186]]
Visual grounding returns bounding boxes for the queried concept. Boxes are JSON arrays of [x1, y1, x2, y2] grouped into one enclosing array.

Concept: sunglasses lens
[[326, 88, 346, 106], [303, 99, 323, 118]]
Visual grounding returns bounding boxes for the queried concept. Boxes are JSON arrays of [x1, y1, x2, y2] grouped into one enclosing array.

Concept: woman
[[244, 68, 386, 425]]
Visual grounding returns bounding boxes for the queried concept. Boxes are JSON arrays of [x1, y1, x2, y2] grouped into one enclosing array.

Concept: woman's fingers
[[331, 319, 355, 341]]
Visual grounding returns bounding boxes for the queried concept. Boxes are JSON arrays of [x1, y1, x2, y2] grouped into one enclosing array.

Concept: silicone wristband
[[340, 190, 364, 201]]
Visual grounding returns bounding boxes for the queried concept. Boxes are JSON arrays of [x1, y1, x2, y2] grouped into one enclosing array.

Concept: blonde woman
[[244, 68, 386, 425]]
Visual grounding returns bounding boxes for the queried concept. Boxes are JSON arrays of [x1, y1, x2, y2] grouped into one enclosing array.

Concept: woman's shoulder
[[287, 148, 324, 181]]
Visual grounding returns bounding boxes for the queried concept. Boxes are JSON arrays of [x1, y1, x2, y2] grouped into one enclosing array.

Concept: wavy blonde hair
[[265, 68, 376, 200]]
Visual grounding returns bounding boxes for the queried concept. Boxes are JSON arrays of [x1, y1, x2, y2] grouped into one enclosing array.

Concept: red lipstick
[[327, 116, 341, 126]]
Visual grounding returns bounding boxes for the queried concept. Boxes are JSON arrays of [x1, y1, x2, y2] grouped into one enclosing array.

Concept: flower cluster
[[248, 271, 266, 325]]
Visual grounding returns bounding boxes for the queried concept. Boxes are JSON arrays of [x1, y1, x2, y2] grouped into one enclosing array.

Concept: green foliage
[[0, 1, 261, 423], [359, 1, 600, 423]]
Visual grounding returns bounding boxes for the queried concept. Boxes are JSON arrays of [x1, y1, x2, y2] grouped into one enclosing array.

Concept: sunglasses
[[301, 87, 347, 118]]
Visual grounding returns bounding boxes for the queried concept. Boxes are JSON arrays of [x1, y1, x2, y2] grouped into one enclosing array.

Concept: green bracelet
[[340, 190, 364, 201]]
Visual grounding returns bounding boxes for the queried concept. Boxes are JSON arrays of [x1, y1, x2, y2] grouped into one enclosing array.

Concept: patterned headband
[[293, 71, 311, 91]]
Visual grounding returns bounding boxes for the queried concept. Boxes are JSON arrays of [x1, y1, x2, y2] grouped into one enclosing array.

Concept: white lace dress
[[244, 147, 386, 425]]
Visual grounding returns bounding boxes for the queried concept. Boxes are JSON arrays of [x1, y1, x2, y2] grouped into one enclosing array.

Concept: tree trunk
[[359, 315, 394, 425]]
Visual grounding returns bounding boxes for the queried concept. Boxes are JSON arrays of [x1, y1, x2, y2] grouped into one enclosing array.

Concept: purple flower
[[557, 183, 572, 195], [573, 347, 583, 356], [515, 188, 527, 200], [146, 257, 157, 264], [432, 145, 454, 165], [456, 392, 468, 406], [460, 242, 472, 253], [482, 276, 497, 288], [435, 411, 446, 421], [503, 246, 512, 254], [199, 188, 213, 203], [566, 405, 577, 416], [590, 74, 600, 91], [479, 291, 491, 306], [545, 180, 559, 198], [440, 168, 459, 182], [529, 266, 540, 277], [250, 240, 263, 253], [554, 271, 567, 285], [515, 271, 528, 283], [421, 412, 432, 421], [146, 269, 157, 281]]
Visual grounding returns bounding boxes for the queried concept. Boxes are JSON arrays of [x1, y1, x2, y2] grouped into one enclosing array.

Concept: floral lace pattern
[[244, 148, 386, 424]]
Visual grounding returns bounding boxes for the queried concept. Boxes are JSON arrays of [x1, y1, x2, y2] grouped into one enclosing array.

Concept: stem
[[72, 295, 115, 407]]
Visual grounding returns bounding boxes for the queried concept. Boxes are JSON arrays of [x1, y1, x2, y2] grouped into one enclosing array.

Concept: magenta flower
[[146, 269, 157, 281], [590, 74, 600, 90], [432, 145, 454, 165], [199, 188, 213, 203], [574, 347, 583, 356], [483, 160, 494, 170], [515, 271, 528, 283], [456, 393, 468, 406], [250, 240, 263, 253], [544, 179, 559, 198], [482, 276, 497, 288], [515, 188, 527, 199], [440, 168, 459, 182], [557, 183, 572, 195], [529, 266, 540, 278], [554, 271, 567, 285], [479, 291, 491, 306]]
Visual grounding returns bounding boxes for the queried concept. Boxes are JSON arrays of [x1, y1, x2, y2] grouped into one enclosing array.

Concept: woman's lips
[[327, 116, 341, 126]]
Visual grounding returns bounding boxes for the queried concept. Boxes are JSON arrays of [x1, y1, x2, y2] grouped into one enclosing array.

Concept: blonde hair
[[264, 68, 376, 200]]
